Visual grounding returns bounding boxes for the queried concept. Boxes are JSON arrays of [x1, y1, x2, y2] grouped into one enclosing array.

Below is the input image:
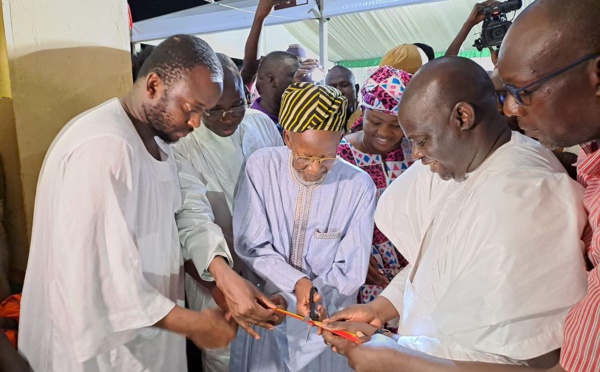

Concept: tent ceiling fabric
[[284, 0, 535, 62], [132, 0, 440, 42]]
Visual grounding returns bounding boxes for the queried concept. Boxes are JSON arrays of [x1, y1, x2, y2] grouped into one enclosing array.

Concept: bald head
[[497, 0, 600, 148], [257, 51, 299, 78], [399, 56, 509, 182], [500, 0, 600, 76], [201, 53, 247, 137], [401, 56, 497, 119], [326, 66, 354, 83], [536, 0, 600, 56], [255, 51, 300, 113], [217, 53, 243, 87], [326, 66, 358, 114]]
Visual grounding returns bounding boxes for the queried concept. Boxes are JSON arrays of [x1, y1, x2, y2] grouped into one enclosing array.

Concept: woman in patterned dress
[[337, 66, 413, 305]]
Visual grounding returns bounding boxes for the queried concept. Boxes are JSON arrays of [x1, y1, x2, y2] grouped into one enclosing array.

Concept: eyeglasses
[[293, 155, 338, 169], [497, 90, 507, 106], [503, 53, 600, 106], [203, 104, 246, 119]]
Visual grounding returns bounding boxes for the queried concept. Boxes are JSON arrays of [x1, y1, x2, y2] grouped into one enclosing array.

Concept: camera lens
[[492, 27, 506, 39]]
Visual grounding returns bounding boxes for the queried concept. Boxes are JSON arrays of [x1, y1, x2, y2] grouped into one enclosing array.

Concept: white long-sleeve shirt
[[19, 99, 185, 371], [173, 109, 283, 282]]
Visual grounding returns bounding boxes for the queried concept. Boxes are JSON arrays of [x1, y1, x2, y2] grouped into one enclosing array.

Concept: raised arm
[[445, 1, 496, 56], [241, 0, 290, 87]]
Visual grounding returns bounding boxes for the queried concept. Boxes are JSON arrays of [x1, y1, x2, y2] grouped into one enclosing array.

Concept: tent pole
[[318, 0, 328, 66], [319, 17, 328, 66]]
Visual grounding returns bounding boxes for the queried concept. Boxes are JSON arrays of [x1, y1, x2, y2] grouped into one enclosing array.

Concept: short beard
[[142, 91, 180, 144]]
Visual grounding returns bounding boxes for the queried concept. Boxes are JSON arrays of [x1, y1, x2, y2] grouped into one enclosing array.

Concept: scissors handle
[[309, 287, 319, 321]]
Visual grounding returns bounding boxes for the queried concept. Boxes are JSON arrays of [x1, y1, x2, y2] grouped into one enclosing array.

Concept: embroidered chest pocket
[[306, 230, 343, 275]]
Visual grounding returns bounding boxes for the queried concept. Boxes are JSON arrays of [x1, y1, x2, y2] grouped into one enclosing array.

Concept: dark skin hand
[[445, 0, 501, 62], [293, 59, 321, 83], [365, 255, 389, 287], [209, 257, 280, 339], [294, 277, 327, 319], [269, 294, 288, 326], [185, 257, 280, 340], [321, 321, 379, 355]]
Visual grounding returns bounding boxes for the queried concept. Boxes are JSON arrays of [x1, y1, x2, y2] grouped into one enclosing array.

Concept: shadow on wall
[[0, 46, 132, 283]]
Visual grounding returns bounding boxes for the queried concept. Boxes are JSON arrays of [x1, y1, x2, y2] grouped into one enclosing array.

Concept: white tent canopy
[[135, 0, 534, 69], [132, 0, 441, 43]]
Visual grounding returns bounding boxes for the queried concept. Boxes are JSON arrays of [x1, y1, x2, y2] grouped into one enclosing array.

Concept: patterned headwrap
[[279, 82, 348, 133], [351, 66, 412, 132]]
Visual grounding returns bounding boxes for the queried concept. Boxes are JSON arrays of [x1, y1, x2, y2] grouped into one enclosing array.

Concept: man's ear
[[283, 130, 293, 149], [593, 56, 600, 97], [268, 74, 277, 88], [451, 102, 476, 131], [145, 72, 164, 100], [355, 84, 360, 98]]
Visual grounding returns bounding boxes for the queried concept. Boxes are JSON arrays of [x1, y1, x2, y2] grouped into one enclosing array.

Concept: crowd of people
[[3, 0, 599, 371]]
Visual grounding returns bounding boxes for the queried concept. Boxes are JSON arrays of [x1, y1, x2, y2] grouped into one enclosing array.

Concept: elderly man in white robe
[[321, 56, 588, 369], [18, 35, 238, 372], [230, 82, 377, 372], [173, 53, 283, 372]]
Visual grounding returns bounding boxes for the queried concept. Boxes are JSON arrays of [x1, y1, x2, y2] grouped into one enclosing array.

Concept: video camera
[[473, 0, 522, 51]]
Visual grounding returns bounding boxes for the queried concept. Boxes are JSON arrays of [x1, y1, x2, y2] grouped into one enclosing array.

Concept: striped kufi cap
[[279, 82, 348, 133]]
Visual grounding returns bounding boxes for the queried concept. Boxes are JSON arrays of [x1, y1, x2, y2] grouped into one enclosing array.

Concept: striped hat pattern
[[279, 82, 348, 133]]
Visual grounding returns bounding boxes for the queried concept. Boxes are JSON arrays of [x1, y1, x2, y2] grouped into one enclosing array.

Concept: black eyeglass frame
[[503, 53, 600, 106]]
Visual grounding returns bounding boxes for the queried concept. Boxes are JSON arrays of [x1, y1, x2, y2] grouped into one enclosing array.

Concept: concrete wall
[[0, 0, 132, 281]]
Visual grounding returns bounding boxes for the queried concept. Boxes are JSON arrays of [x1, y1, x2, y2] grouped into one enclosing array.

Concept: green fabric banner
[[337, 49, 492, 68]]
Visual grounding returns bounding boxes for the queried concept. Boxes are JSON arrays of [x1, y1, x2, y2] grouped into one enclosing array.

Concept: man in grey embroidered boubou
[[231, 83, 377, 372]]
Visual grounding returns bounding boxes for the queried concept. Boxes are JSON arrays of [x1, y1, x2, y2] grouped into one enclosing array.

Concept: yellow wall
[[1, 0, 132, 277]]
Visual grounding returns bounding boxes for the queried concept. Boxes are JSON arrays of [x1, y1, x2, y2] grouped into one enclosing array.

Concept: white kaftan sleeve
[[376, 162, 433, 313], [431, 172, 588, 361], [379, 263, 412, 316], [233, 160, 309, 293], [174, 147, 233, 281], [54, 137, 175, 363]]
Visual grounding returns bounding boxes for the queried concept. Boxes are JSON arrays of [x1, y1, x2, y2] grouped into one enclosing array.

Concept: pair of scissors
[[305, 287, 319, 342], [272, 307, 361, 344]]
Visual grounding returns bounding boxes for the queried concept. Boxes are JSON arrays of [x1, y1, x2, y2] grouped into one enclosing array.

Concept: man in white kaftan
[[231, 83, 376, 372], [18, 35, 237, 372], [375, 132, 588, 364], [322, 56, 588, 368], [175, 107, 282, 289], [174, 54, 283, 372]]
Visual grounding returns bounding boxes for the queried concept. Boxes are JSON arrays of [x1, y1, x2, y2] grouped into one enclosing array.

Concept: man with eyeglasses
[[173, 53, 283, 372], [231, 82, 376, 371], [497, 0, 600, 371], [319, 56, 588, 371]]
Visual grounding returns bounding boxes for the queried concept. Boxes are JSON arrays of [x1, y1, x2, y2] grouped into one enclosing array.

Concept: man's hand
[[188, 308, 238, 349], [322, 321, 379, 355], [365, 256, 389, 287], [256, 0, 291, 19], [346, 336, 404, 372], [210, 286, 229, 313], [466, 1, 500, 27], [294, 277, 324, 318], [293, 59, 321, 83], [269, 294, 288, 326], [324, 303, 384, 328], [209, 257, 278, 339]]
